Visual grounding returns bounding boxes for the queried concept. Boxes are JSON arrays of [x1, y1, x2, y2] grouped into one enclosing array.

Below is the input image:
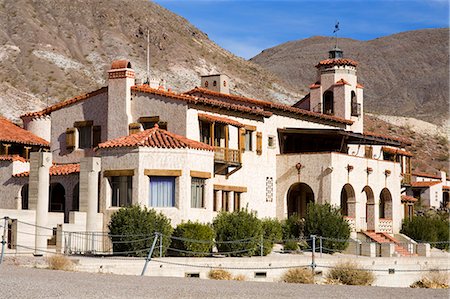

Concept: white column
[[79, 157, 101, 232], [29, 152, 52, 254]]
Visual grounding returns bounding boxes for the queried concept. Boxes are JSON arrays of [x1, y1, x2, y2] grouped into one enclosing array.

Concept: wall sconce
[[295, 163, 303, 174], [366, 167, 373, 174], [346, 164, 354, 172], [325, 166, 334, 172], [384, 169, 391, 177]]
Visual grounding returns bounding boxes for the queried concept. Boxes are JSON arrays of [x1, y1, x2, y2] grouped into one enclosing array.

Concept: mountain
[[250, 29, 449, 126], [0, 0, 297, 122]]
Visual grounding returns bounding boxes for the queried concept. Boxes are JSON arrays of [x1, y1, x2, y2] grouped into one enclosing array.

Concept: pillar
[[79, 157, 101, 232], [417, 243, 430, 257], [29, 152, 52, 254], [381, 243, 395, 257], [361, 242, 376, 257]]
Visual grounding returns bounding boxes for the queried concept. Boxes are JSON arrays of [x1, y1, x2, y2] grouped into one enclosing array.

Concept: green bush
[[170, 221, 214, 257], [283, 240, 299, 252], [213, 209, 263, 257], [282, 213, 305, 240], [401, 215, 449, 250], [108, 205, 173, 257], [261, 218, 283, 255], [304, 203, 350, 252]]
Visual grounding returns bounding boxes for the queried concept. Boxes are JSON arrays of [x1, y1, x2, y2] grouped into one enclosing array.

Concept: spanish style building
[[0, 48, 432, 254]]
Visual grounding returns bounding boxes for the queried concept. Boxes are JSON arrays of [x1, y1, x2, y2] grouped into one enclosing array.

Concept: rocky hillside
[[0, 0, 297, 122], [251, 29, 449, 126]]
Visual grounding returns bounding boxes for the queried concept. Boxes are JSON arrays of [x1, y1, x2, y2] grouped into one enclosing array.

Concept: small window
[[268, 136, 275, 148], [204, 81, 209, 87], [191, 178, 205, 208], [223, 80, 227, 87], [21, 184, 29, 210], [213, 80, 217, 87], [110, 176, 132, 207], [245, 130, 253, 151], [365, 146, 373, 159], [78, 126, 92, 149], [149, 176, 175, 207]]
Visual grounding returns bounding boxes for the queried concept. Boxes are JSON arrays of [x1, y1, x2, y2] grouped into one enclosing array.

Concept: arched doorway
[[323, 91, 334, 115], [379, 188, 392, 219], [72, 183, 79, 212], [362, 186, 375, 231], [287, 183, 314, 218], [443, 192, 449, 209], [21, 184, 29, 210], [340, 184, 356, 218], [49, 183, 66, 222]]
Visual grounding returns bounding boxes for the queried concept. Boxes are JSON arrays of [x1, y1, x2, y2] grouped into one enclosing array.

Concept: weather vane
[[333, 21, 340, 48]]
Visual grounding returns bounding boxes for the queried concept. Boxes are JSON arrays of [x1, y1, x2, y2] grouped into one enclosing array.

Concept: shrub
[[410, 271, 449, 289], [47, 255, 74, 271], [108, 205, 173, 257], [282, 213, 304, 240], [304, 203, 350, 252], [208, 269, 232, 280], [261, 218, 283, 255], [170, 221, 214, 257], [326, 261, 375, 286], [233, 274, 247, 281], [401, 215, 449, 250], [281, 268, 314, 284], [283, 240, 299, 252], [213, 209, 263, 257]]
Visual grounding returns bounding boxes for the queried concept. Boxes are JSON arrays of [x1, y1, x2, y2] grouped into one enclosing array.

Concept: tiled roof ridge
[[401, 195, 418, 202], [132, 85, 272, 117], [184, 87, 353, 125], [198, 113, 244, 127], [0, 117, 50, 147], [412, 171, 442, 180], [363, 131, 412, 145], [14, 163, 80, 177], [21, 86, 108, 118], [97, 125, 214, 151], [316, 58, 359, 68], [0, 155, 27, 163]]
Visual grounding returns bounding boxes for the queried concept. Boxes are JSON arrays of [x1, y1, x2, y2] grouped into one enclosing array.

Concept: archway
[[72, 183, 79, 212], [323, 91, 334, 115], [287, 183, 314, 218], [49, 183, 66, 222], [362, 186, 375, 231], [443, 192, 449, 209], [379, 188, 393, 219], [340, 184, 356, 218], [21, 184, 29, 210]]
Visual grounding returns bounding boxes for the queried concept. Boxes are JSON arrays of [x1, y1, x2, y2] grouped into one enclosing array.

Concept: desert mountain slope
[[250, 29, 449, 125], [0, 0, 297, 121]]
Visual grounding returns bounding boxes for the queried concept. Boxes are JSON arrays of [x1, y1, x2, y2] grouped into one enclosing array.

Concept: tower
[[309, 48, 364, 133]]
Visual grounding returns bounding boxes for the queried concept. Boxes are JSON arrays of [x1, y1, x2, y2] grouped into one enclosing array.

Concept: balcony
[[214, 147, 241, 166]]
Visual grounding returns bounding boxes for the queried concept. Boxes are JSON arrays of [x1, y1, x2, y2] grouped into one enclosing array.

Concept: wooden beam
[[144, 169, 182, 177], [190, 170, 211, 179], [103, 169, 134, 177], [244, 124, 257, 131], [213, 184, 247, 193], [74, 120, 93, 127]]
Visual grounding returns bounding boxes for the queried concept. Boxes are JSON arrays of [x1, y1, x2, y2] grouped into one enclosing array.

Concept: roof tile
[[0, 117, 49, 147], [14, 163, 80, 177], [198, 113, 244, 127], [401, 195, 418, 202], [316, 58, 358, 68], [0, 155, 27, 163]]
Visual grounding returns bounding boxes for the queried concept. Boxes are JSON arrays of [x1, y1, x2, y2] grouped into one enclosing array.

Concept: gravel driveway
[[0, 265, 448, 299]]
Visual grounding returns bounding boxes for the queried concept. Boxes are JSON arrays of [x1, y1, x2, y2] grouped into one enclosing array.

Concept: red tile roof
[[0, 117, 50, 147], [0, 155, 27, 163], [410, 181, 441, 188], [363, 132, 412, 146], [334, 79, 351, 86], [356, 83, 364, 89], [412, 172, 442, 180], [316, 58, 358, 68], [198, 113, 244, 127], [309, 83, 321, 89], [14, 163, 80, 177], [185, 87, 353, 125], [443, 186, 450, 191], [132, 85, 272, 117], [97, 125, 214, 151], [401, 195, 418, 202], [21, 87, 108, 118], [381, 146, 413, 157]]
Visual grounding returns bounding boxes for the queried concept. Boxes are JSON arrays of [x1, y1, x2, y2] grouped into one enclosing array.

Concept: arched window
[[213, 80, 217, 87], [21, 184, 29, 210], [351, 91, 360, 116], [323, 91, 334, 115], [379, 188, 392, 219], [204, 81, 209, 87]]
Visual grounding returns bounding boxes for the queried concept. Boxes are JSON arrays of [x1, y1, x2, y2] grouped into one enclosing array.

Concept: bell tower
[[308, 47, 364, 133]]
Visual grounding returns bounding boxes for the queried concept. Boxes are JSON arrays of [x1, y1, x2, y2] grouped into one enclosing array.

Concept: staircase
[[362, 231, 416, 256]]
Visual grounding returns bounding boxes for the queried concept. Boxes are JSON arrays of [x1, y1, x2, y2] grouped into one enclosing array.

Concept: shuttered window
[[239, 128, 246, 152], [66, 128, 76, 151], [128, 123, 142, 135], [256, 132, 262, 155]]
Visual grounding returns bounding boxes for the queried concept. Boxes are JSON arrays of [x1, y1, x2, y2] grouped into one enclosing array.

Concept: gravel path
[[0, 265, 448, 299]]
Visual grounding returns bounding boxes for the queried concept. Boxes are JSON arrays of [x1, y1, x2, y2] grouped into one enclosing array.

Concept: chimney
[[200, 74, 230, 94], [107, 59, 135, 140]]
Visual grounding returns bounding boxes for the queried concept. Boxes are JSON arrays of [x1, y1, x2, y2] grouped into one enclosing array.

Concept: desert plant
[[401, 214, 449, 250], [410, 271, 449, 289], [170, 221, 214, 257], [213, 209, 263, 257], [108, 205, 173, 257], [208, 269, 232, 280], [281, 268, 314, 284], [47, 255, 74, 271], [261, 218, 283, 255], [233, 274, 247, 281], [304, 203, 350, 252], [326, 261, 375, 286]]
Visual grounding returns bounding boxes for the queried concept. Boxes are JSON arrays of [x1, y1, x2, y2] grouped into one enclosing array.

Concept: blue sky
[[154, 0, 449, 59]]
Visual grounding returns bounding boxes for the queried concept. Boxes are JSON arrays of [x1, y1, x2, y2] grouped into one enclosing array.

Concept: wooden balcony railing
[[214, 147, 241, 165]]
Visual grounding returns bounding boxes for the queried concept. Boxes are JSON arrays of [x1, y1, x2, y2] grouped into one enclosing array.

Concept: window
[[245, 130, 253, 151], [139, 116, 167, 130], [200, 121, 211, 145], [323, 91, 334, 115], [73, 121, 101, 149], [191, 178, 205, 208], [213, 80, 217, 87], [149, 176, 175, 207], [268, 136, 275, 148], [233, 192, 241, 211], [222, 191, 230, 211], [213, 190, 218, 211], [256, 132, 262, 155], [21, 184, 29, 210], [350, 91, 360, 116], [365, 146, 373, 159], [110, 176, 132, 207], [78, 125, 92, 149]]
